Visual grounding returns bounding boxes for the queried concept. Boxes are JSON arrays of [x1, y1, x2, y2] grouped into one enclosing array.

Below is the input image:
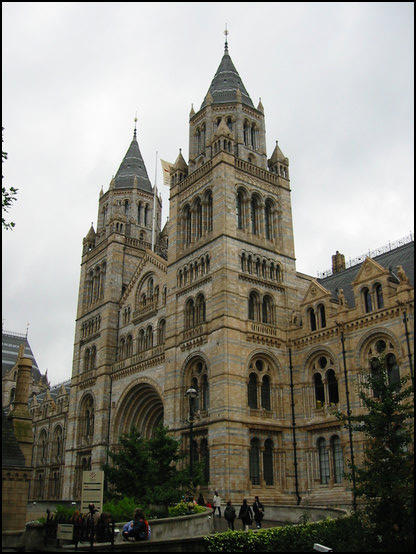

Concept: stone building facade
[[28, 41, 414, 508]]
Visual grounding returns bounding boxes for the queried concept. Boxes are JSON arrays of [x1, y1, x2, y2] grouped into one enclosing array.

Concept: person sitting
[[122, 509, 150, 541]]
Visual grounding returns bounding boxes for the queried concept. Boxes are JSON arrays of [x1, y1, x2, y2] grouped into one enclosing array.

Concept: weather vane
[[224, 23, 229, 51], [133, 111, 138, 139]]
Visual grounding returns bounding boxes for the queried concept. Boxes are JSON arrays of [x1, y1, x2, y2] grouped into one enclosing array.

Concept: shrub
[[102, 497, 141, 522], [168, 501, 206, 517], [204, 515, 379, 552], [54, 505, 77, 523]]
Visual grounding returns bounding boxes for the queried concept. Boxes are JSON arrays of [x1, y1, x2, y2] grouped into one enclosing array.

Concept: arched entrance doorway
[[113, 382, 164, 440]]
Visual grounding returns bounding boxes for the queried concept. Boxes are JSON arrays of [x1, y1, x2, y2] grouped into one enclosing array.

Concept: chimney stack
[[332, 251, 346, 274]]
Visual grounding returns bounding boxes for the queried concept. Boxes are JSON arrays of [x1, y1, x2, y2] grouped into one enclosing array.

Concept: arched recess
[[112, 380, 164, 441]]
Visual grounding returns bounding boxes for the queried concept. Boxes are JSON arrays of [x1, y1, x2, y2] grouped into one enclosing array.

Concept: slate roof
[[29, 378, 71, 406], [200, 46, 254, 110], [318, 241, 414, 307], [2, 409, 26, 468], [2, 331, 45, 384], [113, 132, 153, 192]]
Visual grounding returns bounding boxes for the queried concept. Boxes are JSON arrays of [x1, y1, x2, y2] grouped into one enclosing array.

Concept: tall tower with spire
[[164, 34, 299, 501], [62, 122, 163, 499]]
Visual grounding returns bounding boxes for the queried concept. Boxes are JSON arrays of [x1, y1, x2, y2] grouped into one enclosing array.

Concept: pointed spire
[[113, 125, 152, 192], [269, 140, 287, 164], [174, 148, 188, 172], [257, 97, 264, 112], [190, 104, 195, 118], [200, 38, 253, 110]]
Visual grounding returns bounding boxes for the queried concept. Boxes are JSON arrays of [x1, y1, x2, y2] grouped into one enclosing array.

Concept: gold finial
[[224, 23, 229, 52]]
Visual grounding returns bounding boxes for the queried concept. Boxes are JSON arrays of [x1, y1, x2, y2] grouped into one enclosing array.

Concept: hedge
[[204, 515, 380, 552]]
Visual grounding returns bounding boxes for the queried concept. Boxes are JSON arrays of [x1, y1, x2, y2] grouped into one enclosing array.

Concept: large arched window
[[52, 426, 63, 462], [318, 304, 326, 328], [145, 326, 153, 349], [326, 369, 339, 404], [158, 319, 166, 345], [250, 195, 259, 235], [195, 294, 206, 324], [185, 298, 195, 329], [262, 295, 274, 324], [138, 329, 145, 352], [249, 438, 260, 485], [185, 358, 209, 415], [362, 287, 372, 313], [308, 308, 317, 331], [314, 373, 325, 406], [195, 197, 202, 240], [330, 435, 344, 483], [200, 438, 210, 482], [264, 199, 274, 240], [374, 283, 384, 309], [248, 373, 258, 409], [317, 438, 330, 484], [248, 291, 261, 321], [237, 190, 244, 229], [386, 353, 400, 387], [261, 375, 271, 410], [205, 190, 213, 233], [263, 439, 274, 485]]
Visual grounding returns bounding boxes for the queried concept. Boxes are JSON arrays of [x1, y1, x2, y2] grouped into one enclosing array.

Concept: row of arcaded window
[[237, 189, 278, 240], [180, 190, 213, 248], [36, 425, 64, 465], [248, 291, 276, 325], [318, 435, 344, 484], [249, 438, 275, 486], [184, 294, 206, 329], [308, 304, 326, 331], [85, 262, 106, 306], [137, 277, 167, 310], [362, 283, 383, 313], [241, 253, 282, 282], [177, 254, 210, 287], [118, 320, 166, 358], [81, 315, 101, 339], [83, 345, 97, 372]]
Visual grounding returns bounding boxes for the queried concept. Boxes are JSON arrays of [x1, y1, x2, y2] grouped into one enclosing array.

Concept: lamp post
[[186, 387, 198, 485]]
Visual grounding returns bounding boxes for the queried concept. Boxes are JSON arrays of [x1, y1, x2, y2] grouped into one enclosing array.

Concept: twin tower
[[64, 40, 302, 504]]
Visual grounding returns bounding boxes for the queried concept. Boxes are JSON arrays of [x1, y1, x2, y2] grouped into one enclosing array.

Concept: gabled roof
[[2, 331, 46, 384], [200, 45, 254, 110], [113, 131, 153, 193], [317, 241, 414, 307], [29, 378, 71, 406]]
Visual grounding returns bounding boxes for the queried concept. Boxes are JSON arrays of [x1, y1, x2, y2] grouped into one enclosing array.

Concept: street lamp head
[[185, 387, 198, 399]]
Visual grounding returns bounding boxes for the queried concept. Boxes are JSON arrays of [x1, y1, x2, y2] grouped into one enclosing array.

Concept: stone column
[[8, 345, 34, 466]]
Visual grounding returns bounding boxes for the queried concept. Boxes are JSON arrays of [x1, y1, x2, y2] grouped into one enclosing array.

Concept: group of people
[[198, 491, 265, 531]]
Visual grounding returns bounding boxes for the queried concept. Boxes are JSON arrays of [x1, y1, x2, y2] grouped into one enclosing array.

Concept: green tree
[[103, 425, 203, 510], [2, 128, 18, 230], [337, 354, 414, 551]]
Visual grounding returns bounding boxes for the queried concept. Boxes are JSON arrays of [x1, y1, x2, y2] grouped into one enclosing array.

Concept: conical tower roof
[[200, 45, 254, 110], [113, 129, 152, 192]]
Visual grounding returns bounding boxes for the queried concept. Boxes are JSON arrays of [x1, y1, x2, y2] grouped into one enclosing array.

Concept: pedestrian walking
[[213, 491, 222, 517], [252, 496, 265, 528], [224, 500, 236, 531], [197, 492, 205, 506], [238, 498, 253, 531]]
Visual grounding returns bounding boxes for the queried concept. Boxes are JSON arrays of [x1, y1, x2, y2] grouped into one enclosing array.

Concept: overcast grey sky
[[2, 2, 414, 386]]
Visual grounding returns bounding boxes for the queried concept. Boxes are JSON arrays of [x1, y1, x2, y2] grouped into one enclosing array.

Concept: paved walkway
[[212, 515, 285, 533]]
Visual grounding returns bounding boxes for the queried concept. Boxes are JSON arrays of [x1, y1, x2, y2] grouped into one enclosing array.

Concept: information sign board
[[80, 470, 104, 513], [57, 523, 74, 540]]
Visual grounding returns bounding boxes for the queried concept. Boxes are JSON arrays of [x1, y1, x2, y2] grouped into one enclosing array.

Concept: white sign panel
[[80, 470, 104, 513], [57, 524, 74, 540]]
